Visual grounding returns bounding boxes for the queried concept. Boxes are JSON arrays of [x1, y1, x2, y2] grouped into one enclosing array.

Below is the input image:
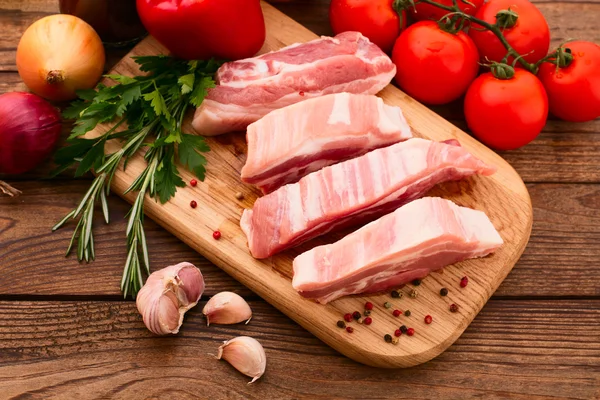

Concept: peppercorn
[[364, 301, 373, 311], [460, 276, 469, 288], [424, 315, 433, 324], [407, 328, 415, 336], [346, 326, 354, 333], [212, 230, 221, 240], [404, 310, 411, 317], [440, 287, 449, 296], [392, 309, 402, 317], [391, 290, 402, 298], [357, 317, 364, 324], [410, 289, 418, 298], [394, 329, 402, 337], [450, 303, 459, 313], [363, 317, 372, 325], [384, 334, 393, 343], [384, 302, 392, 309], [412, 279, 421, 286], [234, 192, 244, 200], [400, 325, 408, 333], [392, 337, 399, 345], [190, 179, 198, 187], [352, 311, 361, 320], [337, 320, 346, 328], [363, 310, 372, 316], [190, 200, 197, 208], [344, 313, 353, 322]]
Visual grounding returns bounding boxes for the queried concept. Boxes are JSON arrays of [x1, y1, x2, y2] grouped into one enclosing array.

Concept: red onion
[[0, 92, 62, 175]]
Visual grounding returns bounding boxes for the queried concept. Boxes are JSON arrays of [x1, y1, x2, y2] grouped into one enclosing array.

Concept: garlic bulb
[[136, 262, 205, 335], [203, 291, 252, 326], [217, 336, 266, 383]]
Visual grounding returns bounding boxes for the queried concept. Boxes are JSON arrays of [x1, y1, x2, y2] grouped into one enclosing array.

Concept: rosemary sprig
[[53, 56, 222, 298]]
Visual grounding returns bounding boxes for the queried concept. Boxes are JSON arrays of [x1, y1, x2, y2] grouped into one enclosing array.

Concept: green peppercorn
[[412, 279, 421, 286], [391, 290, 402, 298], [404, 310, 411, 317], [363, 310, 372, 316], [384, 302, 392, 309], [384, 334, 393, 343], [410, 289, 418, 298], [400, 325, 408, 333], [337, 320, 346, 328], [440, 287, 449, 296]]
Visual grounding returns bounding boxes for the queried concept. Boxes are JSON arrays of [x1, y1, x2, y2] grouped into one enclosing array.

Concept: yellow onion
[[16, 14, 105, 101]]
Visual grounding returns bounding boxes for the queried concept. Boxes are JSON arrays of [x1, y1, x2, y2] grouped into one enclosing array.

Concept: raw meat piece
[[240, 138, 496, 259], [192, 32, 396, 136], [292, 197, 503, 304], [241, 93, 412, 193]]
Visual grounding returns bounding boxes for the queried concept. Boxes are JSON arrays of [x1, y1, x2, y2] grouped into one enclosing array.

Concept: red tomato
[[392, 21, 479, 105], [136, 0, 265, 60], [538, 41, 600, 122], [329, 0, 406, 53], [464, 69, 548, 150], [410, 0, 484, 22]]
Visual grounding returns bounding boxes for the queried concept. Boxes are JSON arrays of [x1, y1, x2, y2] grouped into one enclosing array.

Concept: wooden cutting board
[[93, 2, 533, 367]]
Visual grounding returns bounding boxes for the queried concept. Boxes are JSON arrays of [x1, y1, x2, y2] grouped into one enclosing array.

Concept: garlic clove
[[217, 336, 266, 384], [202, 291, 252, 326], [136, 262, 205, 335]]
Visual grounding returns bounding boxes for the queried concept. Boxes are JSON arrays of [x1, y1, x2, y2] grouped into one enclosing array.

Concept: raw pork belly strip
[[293, 197, 503, 304], [241, 93, 412, 193], [192, 32, 396, 136], [240, 138, 496, 259]]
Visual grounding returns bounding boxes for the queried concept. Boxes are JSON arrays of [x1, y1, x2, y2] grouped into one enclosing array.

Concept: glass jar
[[59, 0, 147, 47]]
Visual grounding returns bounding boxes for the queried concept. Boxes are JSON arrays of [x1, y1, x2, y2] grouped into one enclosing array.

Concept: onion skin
[[16, 14, 105, 101], [0, 92, 62, 175]]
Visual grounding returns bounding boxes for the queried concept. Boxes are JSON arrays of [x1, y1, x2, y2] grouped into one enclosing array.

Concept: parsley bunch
[[52, 56, 222, 298]]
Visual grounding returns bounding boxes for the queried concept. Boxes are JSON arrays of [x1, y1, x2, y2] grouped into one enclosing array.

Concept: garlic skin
[[203, 291, 252, 326], [217, 336, 266, 384], [136, 262, 205, 335]]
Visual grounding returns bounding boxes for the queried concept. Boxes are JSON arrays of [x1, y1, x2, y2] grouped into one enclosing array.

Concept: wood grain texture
[[79, 3, 534, 367], [0, 300, 598, 399]]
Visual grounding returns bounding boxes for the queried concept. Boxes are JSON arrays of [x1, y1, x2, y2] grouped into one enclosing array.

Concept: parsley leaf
[[189, 76, 215, 108], [179, 133, 209, 181], [155, 152, 185, 203]]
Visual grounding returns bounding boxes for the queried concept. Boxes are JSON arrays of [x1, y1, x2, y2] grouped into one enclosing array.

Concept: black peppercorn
[[337, 320, 346, 328], [404, 310, 411, 317], [400, 325, 408, 333], [352, 311, 361, 320], [412, 279, 421, 286], [391, 290, 401, 298], [440, 287, 449, 296], [384, 334, 393, 343]]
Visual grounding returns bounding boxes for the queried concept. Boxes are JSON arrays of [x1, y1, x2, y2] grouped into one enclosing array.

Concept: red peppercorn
[[212, 230, 221, 240], [344, 313, 353, 322], [299, 91, 305, 96], [346, 326, 354, 333], [392, 309, 402, 317], [407, 328, 415, 336], [460, 276, 469, 288], [450, 303, 459, 313], [363, 317, 372, 325], [364, 301, 373, 311], [394, 329, 402, 337], [190, 179, 198, 187], [190, 200, 197, 208], [424, 315, 433, 324]]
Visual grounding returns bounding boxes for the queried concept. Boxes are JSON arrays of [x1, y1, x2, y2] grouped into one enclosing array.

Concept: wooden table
[[1, 1, 599, 398]]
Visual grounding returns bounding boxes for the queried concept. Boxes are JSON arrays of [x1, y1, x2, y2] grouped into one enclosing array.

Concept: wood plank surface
[[2, 181, 599, 297], [0, 300, 598, 399]]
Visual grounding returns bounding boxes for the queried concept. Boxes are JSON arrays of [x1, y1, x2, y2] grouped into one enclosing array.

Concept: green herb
[[53, 55, 222, 298]]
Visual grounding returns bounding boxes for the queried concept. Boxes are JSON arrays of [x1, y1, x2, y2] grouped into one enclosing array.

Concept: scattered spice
[[412, 279, 422, 286], [450, 303, 459, 313], [460, 276, 469, 288], [410, 289, 418, 298], [392, 309, 402, 317], [346, 326, 354, 333], [299, 91, 305, 96], [190, 200, 197, 208], [337, 320, 346, 328], [363, 310, 372, 316], [424, 315, 433, 324], [357, 317, 364, 324], [407, 328, 415, 336], [404, 310, 411, 317], [363, 316, 372, 325], [384, 334, 393, 343], [391, 290, 402, 298], [234, 192, 244, 200], [343, 313, 353, 322], [394, 329, 402, 337], [400, 325, 408, 333], [384, 302, 392, 309], [213, 230, 221, 240], [392, 337, 399, 345], [364, 301, 373, 310], [440, 288, 449, 296], [352, 311, 361, 320], [190, 179, 198, 187]]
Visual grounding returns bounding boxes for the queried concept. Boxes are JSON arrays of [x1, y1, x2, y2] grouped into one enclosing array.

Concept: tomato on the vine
[[410, 0, 484, 22], [469, 0, 550, 64], [538, 41, 600, 122], [329, 0, 406, 53], [465, 68, 548, 150], [392, 21, 479, 105]]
